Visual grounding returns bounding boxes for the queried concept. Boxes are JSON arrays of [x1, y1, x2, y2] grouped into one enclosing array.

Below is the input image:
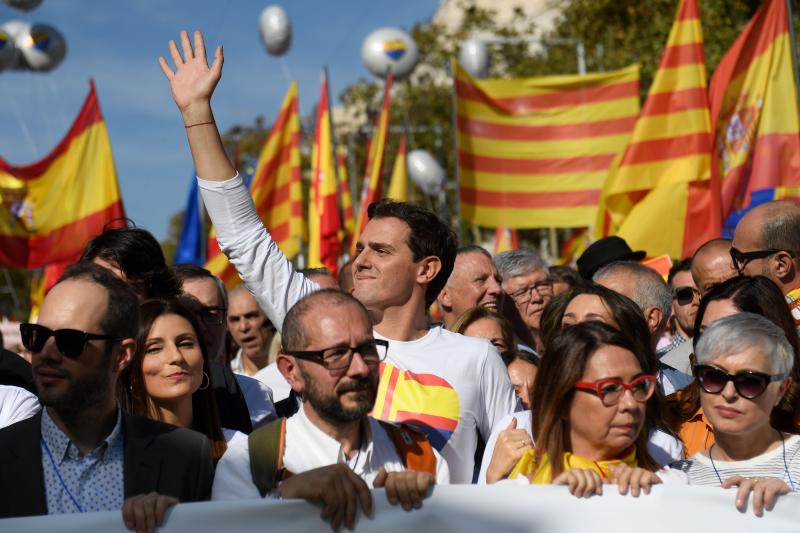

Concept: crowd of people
[[1, 29, 799, 531]]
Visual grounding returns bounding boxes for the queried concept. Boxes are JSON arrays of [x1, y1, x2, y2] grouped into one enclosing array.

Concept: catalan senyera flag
[[205, 82, 303, 288], [0, 80, 125, 268], [557, 227, 590, 266], [337, 146, 355, 247], [386, 135, 408, 201], [595, 0, 713, 258], [308, 72, 341, 276], [351, 70, 393, 254], [709, 0, 800, 235], [492, 227, 519, 255], [454, 60, 640, 228]]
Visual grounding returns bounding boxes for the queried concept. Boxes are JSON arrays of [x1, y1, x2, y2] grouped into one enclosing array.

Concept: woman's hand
[[609, 464, 662, 496], [722, 476, 791, 517], [552, 469, 603, 498], [485, 418, 534, 483]]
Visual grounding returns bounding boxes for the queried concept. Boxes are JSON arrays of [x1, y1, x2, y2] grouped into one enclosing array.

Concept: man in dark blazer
[[0, 263, 213, 528]]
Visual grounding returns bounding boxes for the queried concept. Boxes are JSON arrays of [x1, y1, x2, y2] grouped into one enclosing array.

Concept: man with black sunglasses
[[732, 200, 800, 330], [0, 263, 213, 528], [213, 290, 449, 530]]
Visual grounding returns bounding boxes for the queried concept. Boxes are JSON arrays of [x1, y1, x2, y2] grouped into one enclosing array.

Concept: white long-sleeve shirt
[[198, 175, 517, 483]]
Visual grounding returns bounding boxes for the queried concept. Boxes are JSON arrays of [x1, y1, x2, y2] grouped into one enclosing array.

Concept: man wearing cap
[[576, 236, 646, 281]]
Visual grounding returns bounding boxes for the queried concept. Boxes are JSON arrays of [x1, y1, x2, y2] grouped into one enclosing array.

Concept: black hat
[[576, 236, 646, 280]]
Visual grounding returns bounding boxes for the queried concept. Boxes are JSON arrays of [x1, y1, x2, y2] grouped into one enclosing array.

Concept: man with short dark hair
[[160, 32, 515, 483], [667, 259, 699, 342], [213, 291, 448, 528], [733, 200, 800, 328], [437, 245, 503, 329], [0, 263, 213, 526]]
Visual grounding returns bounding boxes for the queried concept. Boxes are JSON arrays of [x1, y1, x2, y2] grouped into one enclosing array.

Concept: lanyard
[[40, 437, 84, 513]]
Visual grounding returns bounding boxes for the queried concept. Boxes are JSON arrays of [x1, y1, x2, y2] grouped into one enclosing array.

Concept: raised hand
[[486, 417, 534, 483], [373, 467, 435, 511], [158, 30, 223, 123]]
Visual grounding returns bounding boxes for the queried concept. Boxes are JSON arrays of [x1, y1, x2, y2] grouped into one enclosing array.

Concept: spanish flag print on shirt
[[371, 327, 517, 484]]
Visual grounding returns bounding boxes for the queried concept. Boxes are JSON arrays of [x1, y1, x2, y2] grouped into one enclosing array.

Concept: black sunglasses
[[730, 247, 795, 271], [20, 323, 122, 358], [694, 364, 786, 399], [672, 286, 698, 305]]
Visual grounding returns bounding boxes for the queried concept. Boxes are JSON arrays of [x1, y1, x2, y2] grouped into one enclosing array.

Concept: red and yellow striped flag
[[337, 146, 355, 248], [386, 135, 408, 201], [308, 72, 341, 276], [709, 0, 800, 233], [493, 227, 519, 255], [0, 81, 125, 268], [454, 60, 640, 228], [351, 71, 392, 254], [206, 82, 303, 288], [594, 0, 713, 258]]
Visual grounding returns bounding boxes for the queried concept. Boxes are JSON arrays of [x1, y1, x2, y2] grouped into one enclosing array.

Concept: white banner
[[2, 485, 799, 532]]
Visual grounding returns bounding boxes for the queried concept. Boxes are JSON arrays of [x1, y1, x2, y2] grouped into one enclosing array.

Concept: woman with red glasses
[[493, 321, 661, 496]]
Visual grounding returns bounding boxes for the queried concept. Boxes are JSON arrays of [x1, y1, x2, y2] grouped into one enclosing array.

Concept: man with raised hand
[[159, 30, 516, 484], [213, 290, 449, 530]]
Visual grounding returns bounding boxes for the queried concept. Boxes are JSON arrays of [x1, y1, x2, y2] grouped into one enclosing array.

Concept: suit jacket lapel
[[122, 414, 162, 498]]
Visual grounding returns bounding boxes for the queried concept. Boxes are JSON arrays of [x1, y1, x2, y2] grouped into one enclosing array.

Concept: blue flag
[[174, 174, 205, 265]]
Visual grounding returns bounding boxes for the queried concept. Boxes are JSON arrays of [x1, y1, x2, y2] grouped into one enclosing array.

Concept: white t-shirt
[[212, 405, 450, 500], [233, 374, 277, 429], [477, 411, 684, 484], [0, 385, 39, 429], [199, 175, 517, 483]]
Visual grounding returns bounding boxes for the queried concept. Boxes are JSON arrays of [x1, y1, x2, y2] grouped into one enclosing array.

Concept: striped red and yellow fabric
[[709, 0, 800, 234], [454, 60, 640, 228], [386, 135, 408, 201], [595, 0, 713, 258], [351, 70, 392, 254], [0, 81, 125, 268], [308, 71, 341, 276], [206, 82, 303, 288], [492, 227, 519, 255], [337, 146, 355, 248]]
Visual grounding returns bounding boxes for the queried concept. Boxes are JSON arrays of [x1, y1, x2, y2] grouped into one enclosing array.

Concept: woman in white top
[[119, 296, 242, 464], [618, 313, 798, 516]]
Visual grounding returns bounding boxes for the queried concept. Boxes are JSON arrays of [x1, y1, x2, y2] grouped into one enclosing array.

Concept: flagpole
[[450, 60, 463, 244], [786, 0, 800, 110], [324, 66, 347, 262]]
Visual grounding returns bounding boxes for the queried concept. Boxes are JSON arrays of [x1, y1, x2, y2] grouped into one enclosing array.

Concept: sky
[[0, 0, 439, 241]]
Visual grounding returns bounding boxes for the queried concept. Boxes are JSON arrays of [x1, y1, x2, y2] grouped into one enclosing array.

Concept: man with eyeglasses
[[494, 248, 552, 352], [213, 290, 449, 529], [0, 263, 213, 527], [732, 200, 800, 329]]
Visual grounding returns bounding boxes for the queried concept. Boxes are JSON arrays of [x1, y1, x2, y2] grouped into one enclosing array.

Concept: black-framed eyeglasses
[[508, 279, 553, 304], [672, 286, 699, 306], [20, 323, 122, 358], [730, 247, 795, 272], [694, 364, 787, 399], [283, 339, 389, 372], [200, 306, 227, 325]]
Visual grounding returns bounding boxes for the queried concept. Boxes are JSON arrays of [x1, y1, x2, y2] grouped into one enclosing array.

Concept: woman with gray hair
[[613, 313, 798, 516]]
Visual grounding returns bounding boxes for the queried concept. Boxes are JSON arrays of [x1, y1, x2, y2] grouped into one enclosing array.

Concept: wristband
[[184, 120, 215, 128]]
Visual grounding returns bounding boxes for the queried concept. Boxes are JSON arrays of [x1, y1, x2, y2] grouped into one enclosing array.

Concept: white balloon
[[459, 37, 489, 79], [0, 28, 17, 70], [2, 0, 43, 12], [407, 150, 445, 196], [14, 23, 66, 71], [259, 5, 291, 57], [361, 27, 418, 80]]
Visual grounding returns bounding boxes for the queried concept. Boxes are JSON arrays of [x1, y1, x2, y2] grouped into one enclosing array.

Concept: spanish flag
[[0, 80, 125, 268], [205, 82, 303, 288], [709, 0, 800, 234], [386, 135, 408, 201], [595, 0, 713, 258], [308, 71, 341, 276], [337, 146, 355, 248], [351, 70, 393, 254], [454, 60, 640, 228]]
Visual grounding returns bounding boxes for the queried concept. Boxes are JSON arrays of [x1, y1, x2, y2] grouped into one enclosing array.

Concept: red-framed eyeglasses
[[574, 375, 657, 407]]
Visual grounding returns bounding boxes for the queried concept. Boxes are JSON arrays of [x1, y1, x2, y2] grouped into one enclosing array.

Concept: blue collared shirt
[[40, 407, 125, 514]]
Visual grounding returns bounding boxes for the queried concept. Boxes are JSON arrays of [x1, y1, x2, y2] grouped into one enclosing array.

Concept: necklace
[[709, 430, 796, 490]]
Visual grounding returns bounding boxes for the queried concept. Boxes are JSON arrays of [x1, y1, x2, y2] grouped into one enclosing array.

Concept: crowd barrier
[[2, 484, 799, 532]]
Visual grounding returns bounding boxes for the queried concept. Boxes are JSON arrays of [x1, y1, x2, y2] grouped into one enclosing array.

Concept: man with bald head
[[733, 200, 800, 327], [691, 238, 738, 296], [437, 246, 503, 329]]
